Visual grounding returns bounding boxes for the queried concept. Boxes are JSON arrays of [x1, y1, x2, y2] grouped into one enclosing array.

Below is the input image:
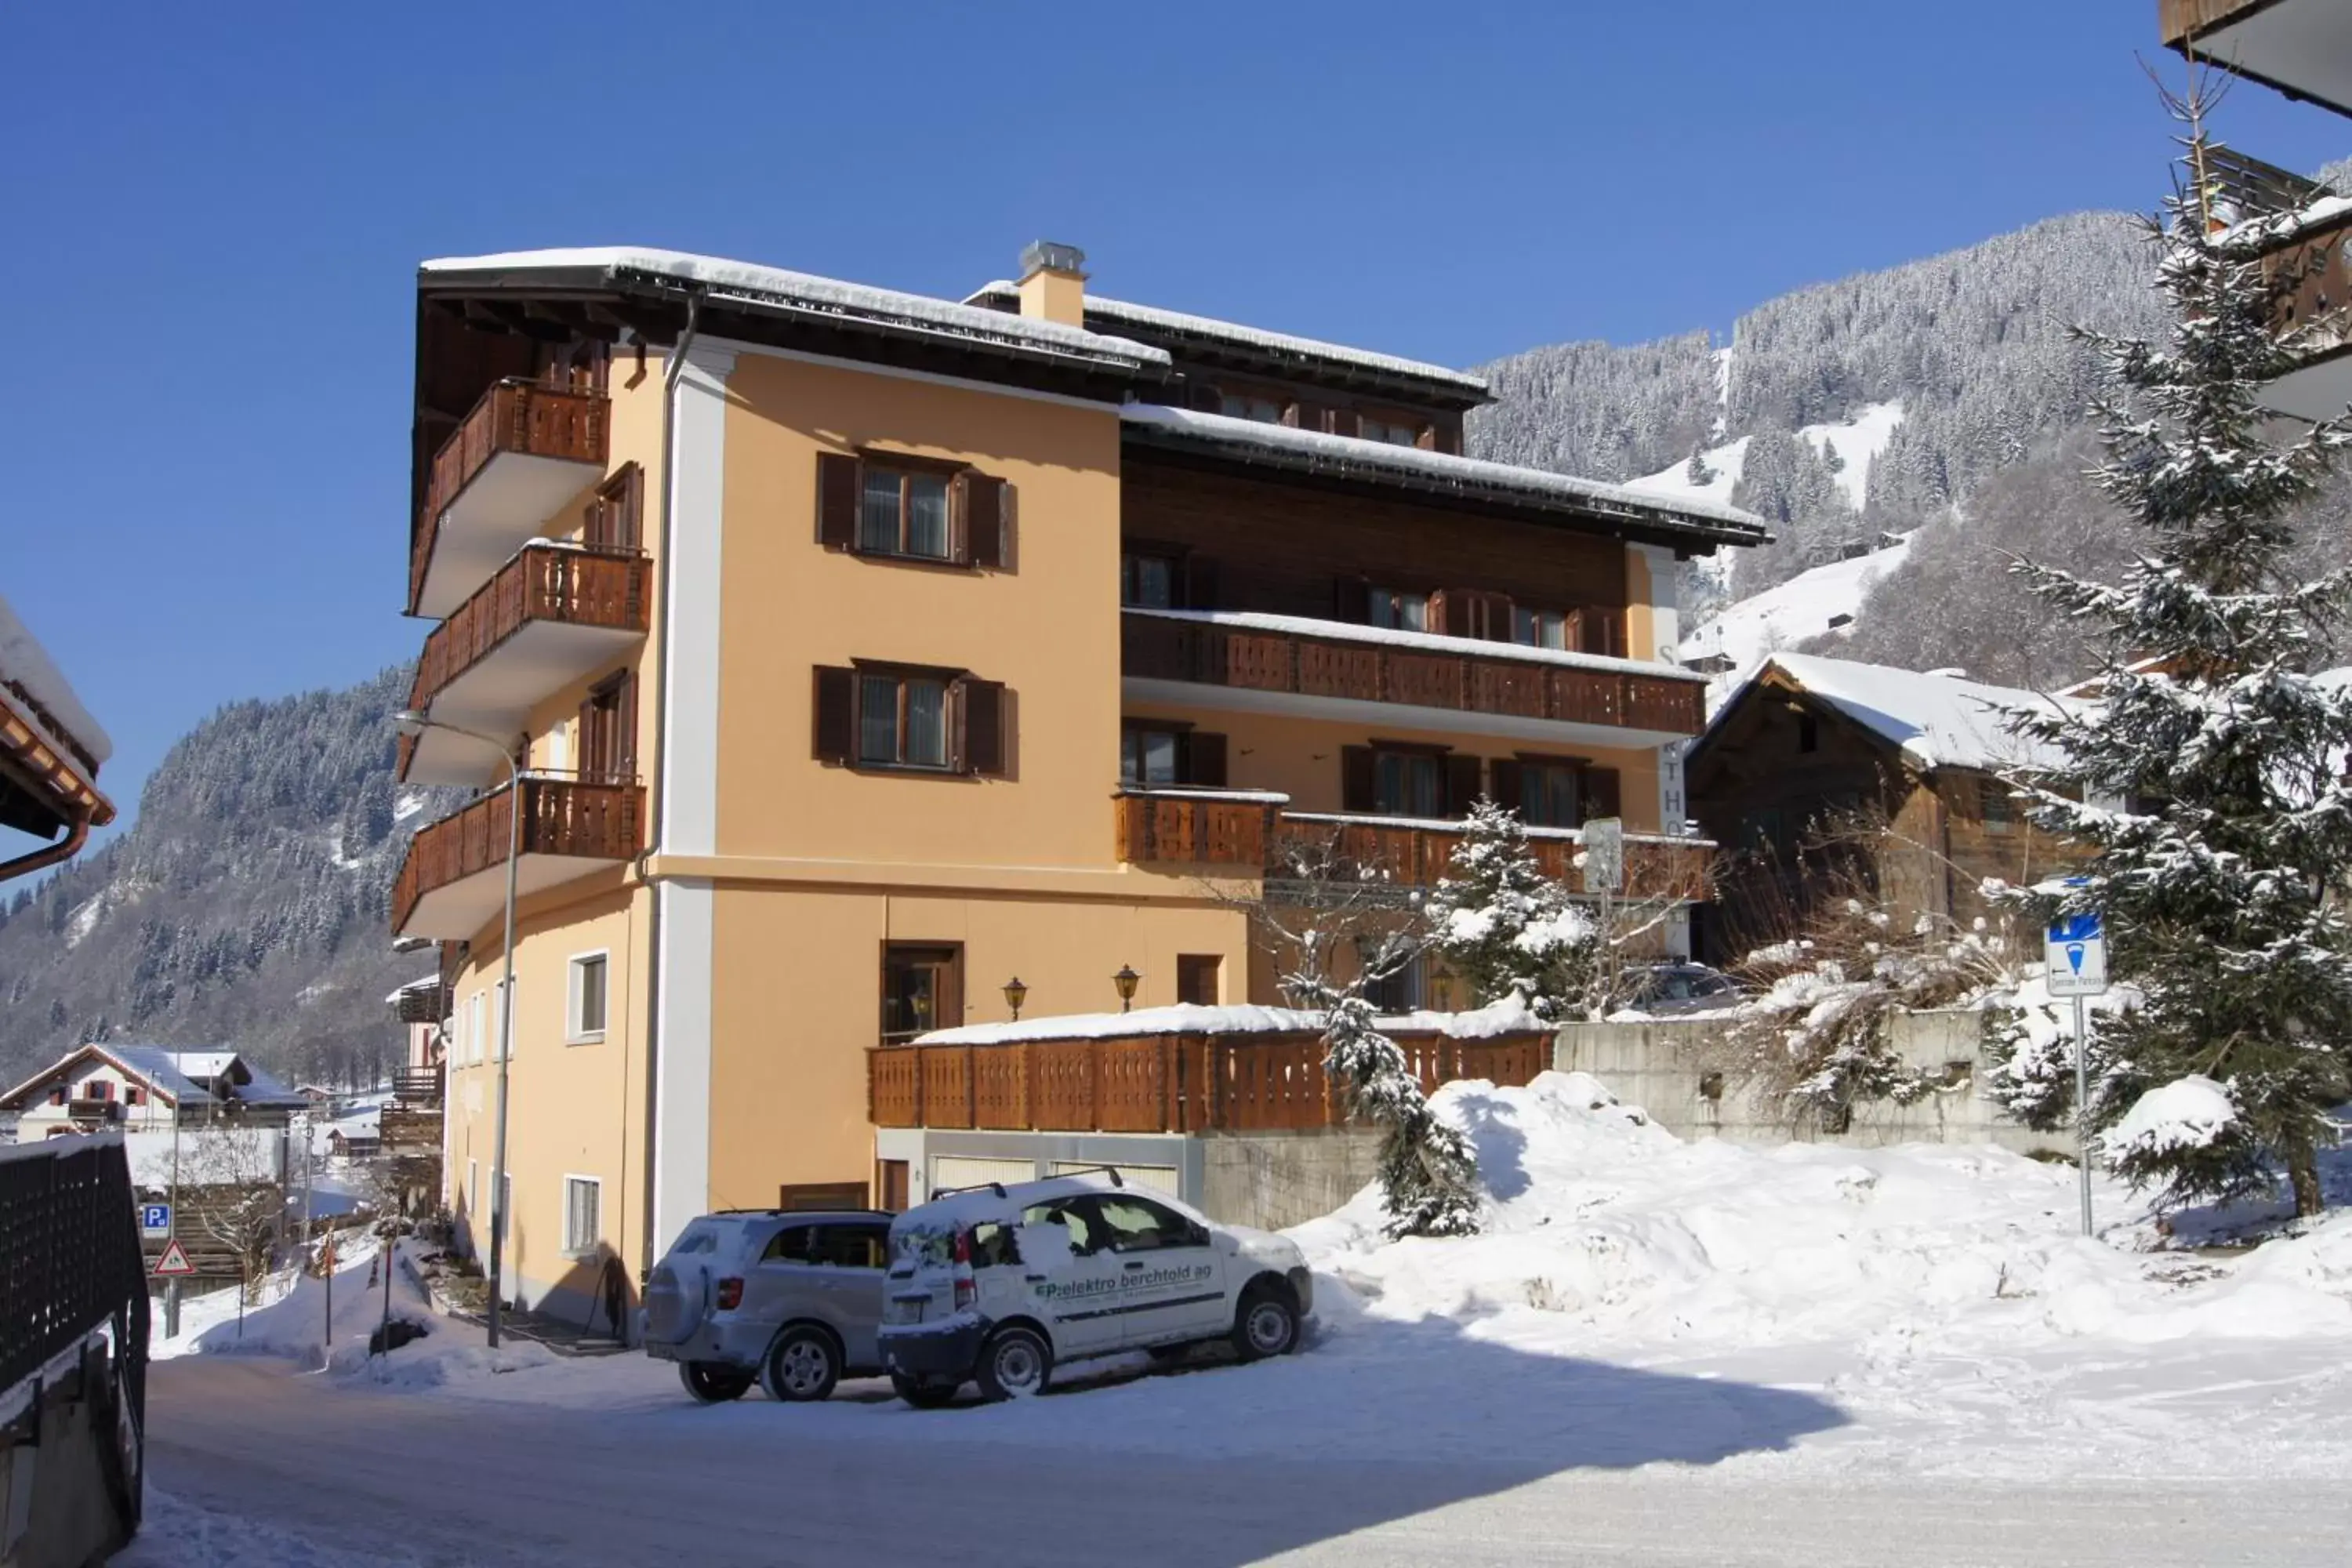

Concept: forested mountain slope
[[0, 668, 451, 1091]]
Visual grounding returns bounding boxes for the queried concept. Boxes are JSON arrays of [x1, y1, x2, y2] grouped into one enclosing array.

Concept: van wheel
[[1231, 1284, 1298, 1363], [680, 1361, 754, 1403], [975, 1326, 1053, 1401], [891, 1372, 960, 1409], [761, 1327, 840, 1403]]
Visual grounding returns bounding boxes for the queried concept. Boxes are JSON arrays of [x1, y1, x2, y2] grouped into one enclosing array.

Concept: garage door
[[927, 1156, 1040, 1197], [1052, 1161, 1180, 1199]]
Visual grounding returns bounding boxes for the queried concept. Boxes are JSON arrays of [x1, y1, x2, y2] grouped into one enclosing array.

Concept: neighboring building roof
[[419, 248, 1171, 379], [1120, 403, 1769, 551], [1704, 653, 2082, 775], [0, 591, 111, 768], [964, 281, 1493, 404], [385, 975, 441, 1005], [0, 1043, 307, 1113]]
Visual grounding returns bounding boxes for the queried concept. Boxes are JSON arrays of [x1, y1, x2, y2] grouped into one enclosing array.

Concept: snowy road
[[135, 1355, 2352, 1567]]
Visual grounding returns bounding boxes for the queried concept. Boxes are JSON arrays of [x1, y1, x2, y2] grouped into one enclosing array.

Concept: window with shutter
[[1583, 767, 1623, 824], [1511, 757, 1581, 828], [1186, 731, 1228, 787], [1443, 754, 1484, 817], [819, 452, 1004, 567], [1341, 746, 1377, 812]]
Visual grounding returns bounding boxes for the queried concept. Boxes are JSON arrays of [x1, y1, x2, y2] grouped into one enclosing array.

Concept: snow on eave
[[1119, 403, 1769, 545], [385, 975, 442, 1005], [420, 248, 1170, 376], [964, 280, 1493, 400], [1127, 607, 1706, 685], [1279, 810, 1709, 850], [909, 999, 1552, 1049], [0, 590, 111, 768], [2219, 192, 2352, 251], [1700, 653, 2082, 776]]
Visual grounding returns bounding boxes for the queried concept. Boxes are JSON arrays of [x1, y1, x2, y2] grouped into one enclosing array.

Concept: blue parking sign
[[140, 1203, 172, 1236], [2045, 909, 2108, 996]]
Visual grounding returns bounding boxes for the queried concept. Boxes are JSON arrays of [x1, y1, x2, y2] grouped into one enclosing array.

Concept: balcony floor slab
[[1122, 677, 1693, 751], [412, 455, 605, 619]]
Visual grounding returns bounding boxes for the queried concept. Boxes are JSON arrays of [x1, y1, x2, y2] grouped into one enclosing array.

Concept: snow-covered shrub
[[1424, 800, 1600, 1022]]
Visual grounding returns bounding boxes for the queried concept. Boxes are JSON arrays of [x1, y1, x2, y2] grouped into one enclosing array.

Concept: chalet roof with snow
[[1697, 654, 2081, 777], [964, 280, 1494, 407], [0, 591, 114, 848], [0, 1043, 307, 1115], [1120, 404, 1769, 553]]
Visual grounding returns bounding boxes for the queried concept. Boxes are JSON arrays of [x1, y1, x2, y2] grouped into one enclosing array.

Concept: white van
[[877, 1171, 1312, 1404]]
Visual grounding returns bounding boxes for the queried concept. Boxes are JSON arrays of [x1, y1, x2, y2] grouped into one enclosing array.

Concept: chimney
[[1016, 240, 1087, 327]]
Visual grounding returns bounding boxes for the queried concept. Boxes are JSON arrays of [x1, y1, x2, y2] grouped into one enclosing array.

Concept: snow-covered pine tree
[[1685, 443, 1719, 487], [2006, 94, 2352, 1216], [1424, 799, 1599, 1022]]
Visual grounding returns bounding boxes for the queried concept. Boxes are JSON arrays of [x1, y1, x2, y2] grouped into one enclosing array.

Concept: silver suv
[[641, 1208, 893, 1403]]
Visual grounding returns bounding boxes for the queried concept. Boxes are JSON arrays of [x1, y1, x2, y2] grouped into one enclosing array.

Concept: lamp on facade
[[1112, 964, 1141, 1012], [1002, 976, 1029, 1022]]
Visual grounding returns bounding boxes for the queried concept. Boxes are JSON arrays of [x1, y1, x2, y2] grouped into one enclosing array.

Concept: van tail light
[[951, 1228, 976, 1309], [954, 1276, 977, 1310], [715, 1276, 743, 1311]]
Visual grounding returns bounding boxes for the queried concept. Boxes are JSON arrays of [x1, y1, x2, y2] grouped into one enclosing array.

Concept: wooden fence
[[868, 1027, 1550, 1134]]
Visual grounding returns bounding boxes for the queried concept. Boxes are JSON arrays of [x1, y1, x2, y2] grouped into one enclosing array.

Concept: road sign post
[[151, 1237, 195, 1280], [1582, 817, 1625, 895], [2045, 908, 2110, 1238]]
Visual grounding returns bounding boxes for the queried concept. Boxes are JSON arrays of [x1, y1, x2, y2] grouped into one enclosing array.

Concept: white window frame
[[467, 991, 487, 1065], [466, 1158, 479, 1221], [563, 1173, 603, 1256], [494, 978, 514, 1062], [566, 949, 611, 1044]]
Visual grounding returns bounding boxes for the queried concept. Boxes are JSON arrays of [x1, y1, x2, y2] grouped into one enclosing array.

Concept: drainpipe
[[637, 291, 702, 1279], [0, 811, 89, 884]]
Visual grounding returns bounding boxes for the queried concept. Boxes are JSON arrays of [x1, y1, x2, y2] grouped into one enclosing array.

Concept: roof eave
[[1121, 422, 1770, 554]]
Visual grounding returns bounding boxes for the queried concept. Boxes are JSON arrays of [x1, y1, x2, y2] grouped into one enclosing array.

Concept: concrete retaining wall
[[1554, 1009, 2063, 1156], [1199, 1127, 1386, 1232]]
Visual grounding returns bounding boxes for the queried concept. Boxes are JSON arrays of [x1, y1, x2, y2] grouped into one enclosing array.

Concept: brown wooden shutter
[[964, 474, 1006, 569], [1341, 746, 1377, 812], [614, 673, 638, 778], [1189, 380, 1223, 412], [938, 950, 964, 1032], [1289, 400, 1325, 434], [1583, 766, 1622, 823], [1185, 554, 1219, 611], [813, 666, 856, 763], [1186, 731, 1228, 788], [1329, 408, 1360, 439], [1490, 757, 1524, 815], [1584, 608, 1624, 658], [1334, 577, 1370, 623], [961, 678, 1007, 776], [1429, 590, 1471, 638], [1443, 754, 1483, 818], [816, 453, 860, 550]]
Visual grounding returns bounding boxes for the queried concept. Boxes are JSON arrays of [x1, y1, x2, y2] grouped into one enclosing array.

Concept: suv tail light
[[715, 1276, 743, 1311], [951, 1227, 977, 1310]]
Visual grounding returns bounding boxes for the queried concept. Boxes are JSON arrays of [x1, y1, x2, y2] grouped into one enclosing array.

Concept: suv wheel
[[975, 1325, 1053, 1401], [762, 1327, 840, 1403], [891, 1371, 960, 1409], [1231, 1284, 1298, 1362], [680, 1361, 754, 1404]]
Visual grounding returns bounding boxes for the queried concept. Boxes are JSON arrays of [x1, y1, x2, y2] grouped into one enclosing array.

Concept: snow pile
[[2103, 1076, 2238, 1161], [914, 996, 1547, 1047], [1292, 1071, 2352, 1355]]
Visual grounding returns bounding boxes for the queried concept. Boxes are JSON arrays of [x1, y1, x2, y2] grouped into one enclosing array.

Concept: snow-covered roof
[[385, 975, 441, 1005], [965, 281, 1492, 398], [1120, 403, 1769, 546], [1712, 654, 2082, 775], [2220, 191, 2352, 250], [421, 248, 1170, 376], [911, 997, 1548, 1048], [0, 1044, 309, 1112], [0, 590, 111, 767], [1127, 607, 1705, 684]]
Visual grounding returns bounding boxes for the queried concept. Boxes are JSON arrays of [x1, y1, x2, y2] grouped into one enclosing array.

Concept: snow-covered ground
[[1678, 533, 1913, 677], [1624, 399, 1905, 514], [122, 1073, 2352, 1564]]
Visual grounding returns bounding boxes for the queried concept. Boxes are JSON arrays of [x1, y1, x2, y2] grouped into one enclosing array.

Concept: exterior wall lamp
[[1002, 976, 1028, 1022], [1112, 964, 1141, 1012]]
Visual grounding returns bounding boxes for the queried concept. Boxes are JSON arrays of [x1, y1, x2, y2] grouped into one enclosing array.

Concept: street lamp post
[[396, 709, 521, 1351]]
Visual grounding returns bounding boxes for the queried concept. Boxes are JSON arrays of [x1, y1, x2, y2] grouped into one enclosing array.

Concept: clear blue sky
[[5, 2, 2345, 837]]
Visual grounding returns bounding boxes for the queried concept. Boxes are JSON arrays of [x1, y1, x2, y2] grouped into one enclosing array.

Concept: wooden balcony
[[1112, 791, 1716, 902], [408, 379, 611, 619], [2247, 198, 2352, 421], [2162, 1, 2352, 116], [400, 544, 649, 786], [393, 1065, 445, 1106], [868, 1026, 1549, 1134], [1123, 611, 1704, 742], [390, 775, 642, 940]]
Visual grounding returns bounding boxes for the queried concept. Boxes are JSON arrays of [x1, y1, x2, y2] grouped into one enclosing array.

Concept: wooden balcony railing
[[1123, 612, 1705, 735], [408, 544, 649, 710], [868, 1027, 1550, 1134], [1111, 792, 1717, 901], [393, 1065, 445, 1105], [390, 775, 643, 935], [408, 378, 611, 612], [2259, 201, 2352, 348]]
